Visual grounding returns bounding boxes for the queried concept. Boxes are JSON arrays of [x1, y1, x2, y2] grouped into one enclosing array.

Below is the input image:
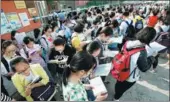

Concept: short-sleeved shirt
[[62, 81, 88, 101], [71, 33, 82, 51]]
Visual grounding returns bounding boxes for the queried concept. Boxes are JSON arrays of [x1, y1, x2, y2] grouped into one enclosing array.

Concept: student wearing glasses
[[10, 57, 50, 101], [1, 40, 18, 96]]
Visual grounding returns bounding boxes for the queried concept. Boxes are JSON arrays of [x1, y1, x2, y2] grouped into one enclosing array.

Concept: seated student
[[113, 27, 156, 101], [1, 40, 18, 96], [62, 51, 108, 101], [10, 57, 55, 101], [49, 36, 76, 75], [71, 23, 87, 52]]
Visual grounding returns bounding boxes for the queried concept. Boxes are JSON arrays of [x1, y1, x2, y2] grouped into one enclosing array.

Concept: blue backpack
[[135, 19, 143, 30]]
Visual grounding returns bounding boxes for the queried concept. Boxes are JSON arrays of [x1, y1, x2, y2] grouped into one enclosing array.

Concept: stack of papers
[[89, 77, 107, 96], [110, 36, 124, 44], [94, 63, 112, 76], [145, 42, 166, 57]]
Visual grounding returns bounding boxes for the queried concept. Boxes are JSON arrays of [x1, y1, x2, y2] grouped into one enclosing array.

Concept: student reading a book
[[62, 51, 108, 101], [10, 57, 50, 101]]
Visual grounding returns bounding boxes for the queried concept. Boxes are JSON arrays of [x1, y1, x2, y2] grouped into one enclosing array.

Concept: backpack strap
[[23, 47, 29, 58], [1, 57, 10, 72]]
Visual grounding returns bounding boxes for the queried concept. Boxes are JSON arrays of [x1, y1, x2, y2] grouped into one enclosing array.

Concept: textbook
[[94, 63, 112, 76], [89, 77, 107, 96]]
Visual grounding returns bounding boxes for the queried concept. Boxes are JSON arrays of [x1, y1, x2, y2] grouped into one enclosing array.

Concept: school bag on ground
[[111, 42, 145, 82]]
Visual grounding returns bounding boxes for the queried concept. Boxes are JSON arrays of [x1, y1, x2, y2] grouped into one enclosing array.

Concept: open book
[[89, 77, 107, 96], [94, 63, 112, 77]]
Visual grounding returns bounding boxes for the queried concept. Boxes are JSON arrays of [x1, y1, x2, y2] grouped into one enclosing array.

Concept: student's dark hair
[[98, 26, 113, 37], [53, 36, 66, 46], [135, 27, 156, 45], [11, 30, 17, 40], [93, 18, 100, 25], [33, 28, 41, 39], [87, 12, 92, 17], [152, 9, 159, 16], [123, 11, 129, 17], [10, 56, 29, 72], [42, 25, 52, 35], [110, 12, 115, 18], [86, 41, 101, 54], [51, 22, 58, 32], [74, 23, 84, 33], [112, 19, 119, 28], [2, 40, 16, 54], [96, 9, 102, 14], [63, 51, 94, 86], [23, 36, 34, 45]]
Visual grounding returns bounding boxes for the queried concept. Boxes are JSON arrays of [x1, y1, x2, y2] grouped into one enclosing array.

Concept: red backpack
[[111, 42, 145, 82]]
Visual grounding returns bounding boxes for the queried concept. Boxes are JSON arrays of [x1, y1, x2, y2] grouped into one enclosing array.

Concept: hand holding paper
[[89, 77, 107, 96]]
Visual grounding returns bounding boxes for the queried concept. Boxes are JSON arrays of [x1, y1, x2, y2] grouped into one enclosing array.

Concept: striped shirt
[[1, 93, 12, 101]]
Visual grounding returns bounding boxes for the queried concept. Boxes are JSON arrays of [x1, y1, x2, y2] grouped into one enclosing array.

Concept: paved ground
[[53, 57, 169, 101], [105, 57, 169, 101]]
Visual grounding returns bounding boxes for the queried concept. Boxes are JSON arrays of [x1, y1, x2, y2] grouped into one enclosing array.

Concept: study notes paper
[[89, 77, 107, 96], [94, 63, 112, 76], [110, 35, 124, 44], [103, 50, 119, 57], [145, 42, 166, 57]]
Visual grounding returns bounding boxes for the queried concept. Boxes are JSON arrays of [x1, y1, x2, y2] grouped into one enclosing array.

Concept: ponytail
[[62, 66, 71, 86]]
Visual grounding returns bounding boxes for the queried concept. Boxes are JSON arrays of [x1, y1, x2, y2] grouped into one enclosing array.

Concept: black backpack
[[125, 20, 136, 39]]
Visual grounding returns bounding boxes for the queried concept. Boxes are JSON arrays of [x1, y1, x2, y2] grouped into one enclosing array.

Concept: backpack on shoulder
[[135, 19, 143, 32], [125, 21, 136, 39], [111, 42, 145, 82]]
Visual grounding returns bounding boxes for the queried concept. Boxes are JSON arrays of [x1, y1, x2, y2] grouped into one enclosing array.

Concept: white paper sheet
[[103, 50, 119, 57], [14, 32, 26, 45], [145, 42, 166, 57], [109, 35, 124, 44], [94, 63, 112, 76], [89, 77, 107, 96]]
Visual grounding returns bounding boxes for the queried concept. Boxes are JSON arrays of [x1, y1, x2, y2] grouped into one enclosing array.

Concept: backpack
[[125, 21, 136, 39], [31, 82, 56, 101], [135, 19, 143, 30], [111, 42, 145, 82]]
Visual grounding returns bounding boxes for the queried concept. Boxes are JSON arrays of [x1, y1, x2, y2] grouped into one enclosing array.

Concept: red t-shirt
[[148, 16, 158, 27]]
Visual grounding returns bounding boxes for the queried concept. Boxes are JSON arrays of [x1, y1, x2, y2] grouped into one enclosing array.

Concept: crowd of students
[[1, 2, 170, 101]]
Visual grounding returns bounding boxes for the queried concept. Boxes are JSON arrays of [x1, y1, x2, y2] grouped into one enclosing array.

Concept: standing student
[[147, 8, 159, 27], [71, 23, 87, 52], [10, 57, 52, 101], [39, 25, 54, 62], [51, 22, 60, 40], [113, 27, 156, 101], [49, 36, 76, 76], [95, 26, 113, 83], [1, 40, 18, 96], [62, 51, 108, 101], [33, 28, 41, 44]]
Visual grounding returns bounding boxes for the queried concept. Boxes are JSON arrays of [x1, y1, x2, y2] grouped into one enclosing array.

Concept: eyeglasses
[[18, 66, 30, 75]]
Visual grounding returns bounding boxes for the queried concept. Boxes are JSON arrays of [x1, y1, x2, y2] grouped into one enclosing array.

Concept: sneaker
[[150, 69, 156, 73]]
